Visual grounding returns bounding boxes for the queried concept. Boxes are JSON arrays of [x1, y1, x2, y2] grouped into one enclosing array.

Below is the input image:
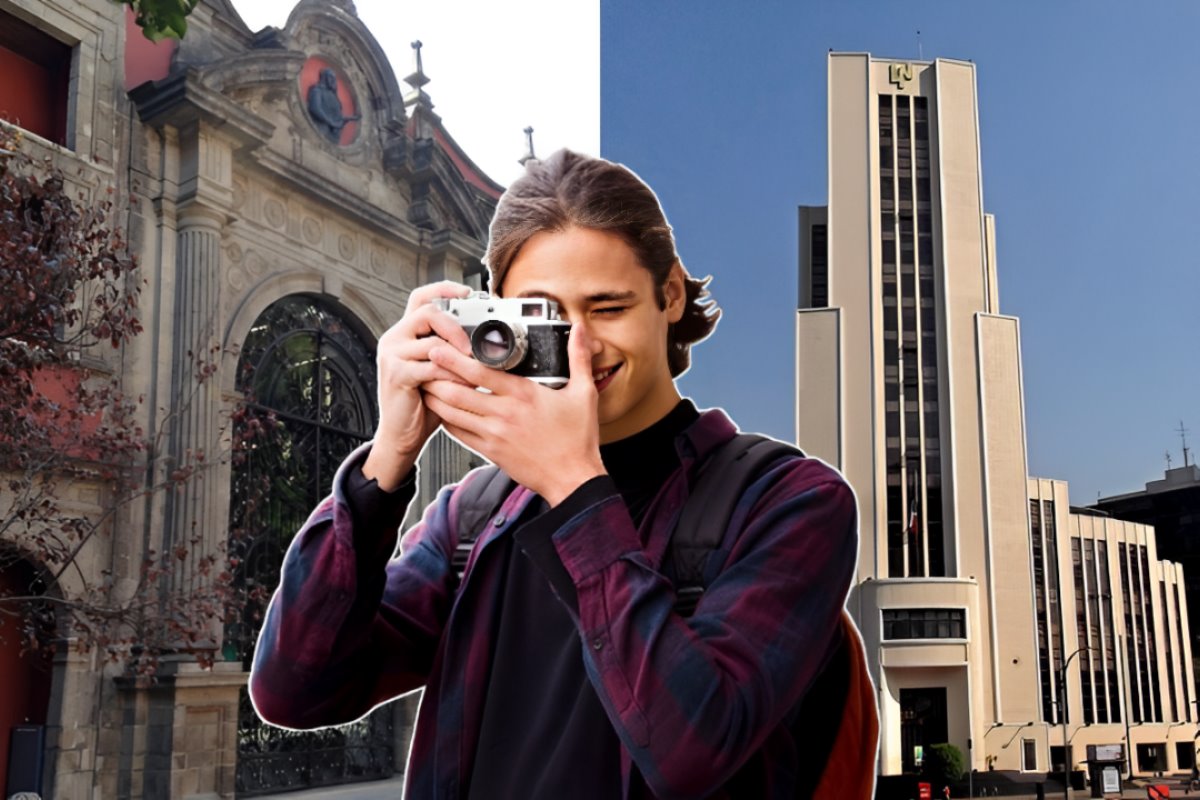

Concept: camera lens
[[470, 320, 527, 370]]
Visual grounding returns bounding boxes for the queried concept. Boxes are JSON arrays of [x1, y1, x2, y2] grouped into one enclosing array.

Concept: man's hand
[[422, 322, 607, 506], [361, 281, 475, 491]]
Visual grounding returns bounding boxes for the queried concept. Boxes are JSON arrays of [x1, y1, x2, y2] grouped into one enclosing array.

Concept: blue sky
[[601, 1, 1200, 504]]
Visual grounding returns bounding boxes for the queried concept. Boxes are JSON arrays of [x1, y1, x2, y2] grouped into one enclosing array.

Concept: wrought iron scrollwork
[[229, 295, 393, 794]]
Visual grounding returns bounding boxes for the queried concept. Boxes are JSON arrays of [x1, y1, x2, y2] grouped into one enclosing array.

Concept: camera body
[[433, 292, 571, 387]]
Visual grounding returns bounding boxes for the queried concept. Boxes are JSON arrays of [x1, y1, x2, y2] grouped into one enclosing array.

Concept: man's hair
[[484, 148, 720, 378]]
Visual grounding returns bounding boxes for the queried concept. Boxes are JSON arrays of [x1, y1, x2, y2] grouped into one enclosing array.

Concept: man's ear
[[664, 261, 686, 324]]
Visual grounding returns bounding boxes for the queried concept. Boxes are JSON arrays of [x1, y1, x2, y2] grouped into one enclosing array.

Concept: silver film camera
[[433, 292, 571, 388]]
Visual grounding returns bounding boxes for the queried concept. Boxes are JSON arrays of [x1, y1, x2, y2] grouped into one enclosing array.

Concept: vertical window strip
[[1031, 499, 1055, 723], [1098, 539, 1122, 723], [1045, 500, 1065, 723], [1174, 582, 1192, 721], [1120, 544, 1141, 721], [880, 94, 904, 580], [1137, 545, 1163, 722], [1161, 581, 1179, 721]]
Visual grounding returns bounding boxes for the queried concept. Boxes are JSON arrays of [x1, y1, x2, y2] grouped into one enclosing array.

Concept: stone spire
[[403, 40, 434, 112]]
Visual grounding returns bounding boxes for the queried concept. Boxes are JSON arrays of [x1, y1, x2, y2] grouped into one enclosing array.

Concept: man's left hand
[[423, 323, 607, 506]]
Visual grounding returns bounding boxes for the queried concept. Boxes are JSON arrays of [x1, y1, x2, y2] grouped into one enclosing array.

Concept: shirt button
[[592, 638, 604, 651], [493, 514, 506, 527]]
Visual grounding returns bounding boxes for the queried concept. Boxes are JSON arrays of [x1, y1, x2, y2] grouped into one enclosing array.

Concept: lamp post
[[1058, 646, 1093, 800]]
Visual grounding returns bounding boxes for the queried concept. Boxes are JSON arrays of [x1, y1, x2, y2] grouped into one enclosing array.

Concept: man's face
[[501, 225, 685, 444]]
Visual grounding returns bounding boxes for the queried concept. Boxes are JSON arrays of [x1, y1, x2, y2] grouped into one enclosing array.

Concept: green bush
[[922, 742, 966, 783]]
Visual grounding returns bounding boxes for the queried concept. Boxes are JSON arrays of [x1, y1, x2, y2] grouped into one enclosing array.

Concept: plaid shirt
[[249, 407, 860, 799]]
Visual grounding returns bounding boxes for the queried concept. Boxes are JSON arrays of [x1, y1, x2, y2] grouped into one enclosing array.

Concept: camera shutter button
[[492, 514, 506, 527]]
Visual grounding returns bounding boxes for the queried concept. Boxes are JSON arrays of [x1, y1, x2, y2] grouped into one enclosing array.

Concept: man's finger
[[566, 324, 600, 394], [423, 379, 494, 417], [405, 281, 472, 313], [424, 393, 492, 440], [430, 345, 525, 395], [403, 304, 473, 355], [402, 307, 472, 355]]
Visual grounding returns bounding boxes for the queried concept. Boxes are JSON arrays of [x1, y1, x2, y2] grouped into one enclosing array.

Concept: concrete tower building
[[797, 53, 1196, 781]]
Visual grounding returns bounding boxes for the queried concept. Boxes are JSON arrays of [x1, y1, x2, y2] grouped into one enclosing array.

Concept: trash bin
[[1070, 769, 1087, 790], [6, 725, 45, 797]]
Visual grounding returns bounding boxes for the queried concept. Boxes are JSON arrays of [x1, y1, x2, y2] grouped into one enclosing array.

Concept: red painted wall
[[0, 562, 53, 794], [0, 45, 67, 145], [122, 6, 174, 91]]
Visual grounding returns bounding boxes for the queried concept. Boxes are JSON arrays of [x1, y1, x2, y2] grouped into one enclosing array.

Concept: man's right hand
[[362, 281, 475, 490]]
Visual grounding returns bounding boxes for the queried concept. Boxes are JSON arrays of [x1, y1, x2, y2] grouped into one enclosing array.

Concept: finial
[[518, 126, 537, 166], [406, 40, 430, 91]]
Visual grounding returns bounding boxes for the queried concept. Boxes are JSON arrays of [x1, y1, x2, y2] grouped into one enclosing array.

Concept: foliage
[[0, 124, 272, 675], [922, 742, 966, 784], [117, 0, 200, 42]]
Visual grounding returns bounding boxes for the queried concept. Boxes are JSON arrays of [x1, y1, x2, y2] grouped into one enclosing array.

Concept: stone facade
[[0, 0, 501, 796]]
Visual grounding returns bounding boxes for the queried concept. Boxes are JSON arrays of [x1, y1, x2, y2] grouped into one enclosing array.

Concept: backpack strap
[[446, 433, 805, 616], [450, 465, 517, 583], [669, 433, 804, 616]]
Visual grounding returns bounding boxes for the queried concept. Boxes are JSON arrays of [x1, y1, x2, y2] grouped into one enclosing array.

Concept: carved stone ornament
[[299, 57, 361, 146]]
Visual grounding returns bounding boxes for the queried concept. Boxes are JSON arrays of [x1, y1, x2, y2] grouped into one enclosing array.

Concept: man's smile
[[593, 363, 622, 391]]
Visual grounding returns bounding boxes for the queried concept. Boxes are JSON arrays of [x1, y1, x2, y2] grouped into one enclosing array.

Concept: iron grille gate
[[228, 296, 394, 795]]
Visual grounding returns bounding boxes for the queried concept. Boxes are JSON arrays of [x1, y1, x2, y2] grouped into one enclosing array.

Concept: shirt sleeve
[[248, 441, 464, 730], [516, 456, 859, 799]]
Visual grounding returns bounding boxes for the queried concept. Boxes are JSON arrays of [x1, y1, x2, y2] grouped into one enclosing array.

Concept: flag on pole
[[907, 472, 920, 537]]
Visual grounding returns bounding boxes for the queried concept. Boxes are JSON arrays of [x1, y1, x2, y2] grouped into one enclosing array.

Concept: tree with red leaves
[[0, 124, 265, 675]]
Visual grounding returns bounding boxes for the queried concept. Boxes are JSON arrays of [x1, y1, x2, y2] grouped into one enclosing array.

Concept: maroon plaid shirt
[[249, 407, 859, 798]]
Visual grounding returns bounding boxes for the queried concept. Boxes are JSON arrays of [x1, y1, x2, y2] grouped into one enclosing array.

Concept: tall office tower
[[798, 54, 1195, 781]]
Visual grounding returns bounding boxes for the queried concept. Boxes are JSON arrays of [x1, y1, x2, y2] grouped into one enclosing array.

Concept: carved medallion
[[338, 234, 357, 261], [302, 217, 323, 245], [263, 198, 286, 229], [370, 246, 387, 276], [299, 57, 361, 146]]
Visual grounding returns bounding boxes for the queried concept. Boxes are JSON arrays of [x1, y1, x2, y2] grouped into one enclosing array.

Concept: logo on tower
[[889, 63, 914, 89]]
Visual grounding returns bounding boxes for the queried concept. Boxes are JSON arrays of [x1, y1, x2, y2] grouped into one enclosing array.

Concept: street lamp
[[1058, 646, 1094, 800]]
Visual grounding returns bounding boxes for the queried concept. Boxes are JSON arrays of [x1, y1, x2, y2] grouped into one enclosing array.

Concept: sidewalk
[[255, 776, 406, 799]]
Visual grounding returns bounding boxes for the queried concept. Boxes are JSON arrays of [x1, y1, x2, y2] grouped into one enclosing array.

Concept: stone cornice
[[129, 69, 275, 150]]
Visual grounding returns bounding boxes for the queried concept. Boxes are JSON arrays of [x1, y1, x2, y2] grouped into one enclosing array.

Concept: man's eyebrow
[[515, 289, 638, 304]]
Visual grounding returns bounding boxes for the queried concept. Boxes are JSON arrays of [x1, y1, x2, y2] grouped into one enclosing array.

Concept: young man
[[250, 150, 875, 798]]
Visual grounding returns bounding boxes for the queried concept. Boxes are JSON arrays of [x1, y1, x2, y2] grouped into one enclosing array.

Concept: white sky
[[230, 0, 599, 188]]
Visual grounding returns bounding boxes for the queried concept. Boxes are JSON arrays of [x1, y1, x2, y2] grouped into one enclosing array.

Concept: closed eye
[[594, 306, 628, 316]]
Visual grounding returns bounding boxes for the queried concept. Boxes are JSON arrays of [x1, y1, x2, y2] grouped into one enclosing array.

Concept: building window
[[1022, 739, 1037, 772], [882, 608, 965, 640], [810, 223, 828, 308], [0, 11, 71, 146]]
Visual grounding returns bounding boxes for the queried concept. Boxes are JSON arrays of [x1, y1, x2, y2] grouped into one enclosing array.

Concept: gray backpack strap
[[670, 434, 804, 616], [450, 465, 516, 583]]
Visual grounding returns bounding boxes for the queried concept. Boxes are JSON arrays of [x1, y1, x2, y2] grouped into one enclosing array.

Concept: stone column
[[165, 199, 225, 647]]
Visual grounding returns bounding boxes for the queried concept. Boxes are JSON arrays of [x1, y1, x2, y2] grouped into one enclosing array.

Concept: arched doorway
[[0, 555, 54, 794], [227, 294, 394, 795]]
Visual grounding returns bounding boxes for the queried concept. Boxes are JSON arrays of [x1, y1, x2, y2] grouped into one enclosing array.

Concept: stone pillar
[[164, 199, 225, 647], [160, 118, 235, 652]]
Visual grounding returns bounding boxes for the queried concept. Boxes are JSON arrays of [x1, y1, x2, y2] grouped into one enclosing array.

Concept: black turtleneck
[[466, 399, 698, 800]]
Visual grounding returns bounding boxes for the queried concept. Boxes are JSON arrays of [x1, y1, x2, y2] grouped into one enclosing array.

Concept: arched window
[[227, 295, 392, 794]]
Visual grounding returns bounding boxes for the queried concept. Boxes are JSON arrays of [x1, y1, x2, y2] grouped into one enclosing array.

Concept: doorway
[[901, 687, 948, 774]]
